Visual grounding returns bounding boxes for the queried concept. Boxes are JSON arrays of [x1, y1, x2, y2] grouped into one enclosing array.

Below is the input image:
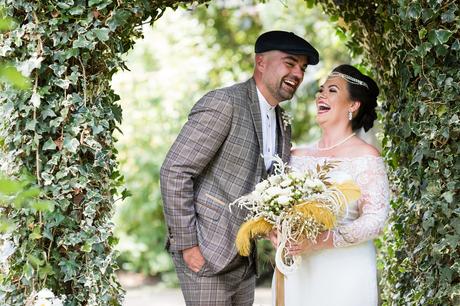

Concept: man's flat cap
[[255, 30, 319, 65]]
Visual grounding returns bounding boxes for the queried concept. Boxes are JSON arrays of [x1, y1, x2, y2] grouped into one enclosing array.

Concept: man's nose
[[292, 65, 304, 80]]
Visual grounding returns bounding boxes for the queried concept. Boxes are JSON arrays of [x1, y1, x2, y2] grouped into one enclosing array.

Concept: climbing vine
[[0, 0, 458, 305], [316, 0, 459, 304]]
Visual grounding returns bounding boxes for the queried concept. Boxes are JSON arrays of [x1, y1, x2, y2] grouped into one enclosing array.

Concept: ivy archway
[[0, 0, 458, 305]]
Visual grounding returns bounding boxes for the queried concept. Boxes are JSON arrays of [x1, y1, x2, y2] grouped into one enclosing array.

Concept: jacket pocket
[[195, 194, 227, 221]]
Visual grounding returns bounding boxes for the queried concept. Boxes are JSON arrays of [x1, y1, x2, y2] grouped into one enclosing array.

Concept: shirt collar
[[256, 87, 275, 112]]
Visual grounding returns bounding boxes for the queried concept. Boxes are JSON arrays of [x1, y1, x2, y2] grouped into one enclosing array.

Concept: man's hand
[[182, 246, 205, 272]]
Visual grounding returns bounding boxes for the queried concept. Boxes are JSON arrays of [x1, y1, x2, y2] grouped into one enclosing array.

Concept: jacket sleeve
[[160, 91, 233, 251]]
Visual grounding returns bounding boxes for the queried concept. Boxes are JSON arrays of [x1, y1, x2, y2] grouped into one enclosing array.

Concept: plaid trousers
[[171, 251, 256, 306]]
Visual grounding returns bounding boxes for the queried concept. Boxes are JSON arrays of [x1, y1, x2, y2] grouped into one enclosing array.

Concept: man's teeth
[[284, 80, 296, 86]]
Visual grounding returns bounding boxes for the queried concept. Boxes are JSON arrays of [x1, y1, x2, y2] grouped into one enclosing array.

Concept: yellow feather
[[235, 218, 273, 256], [333, 180, 361, 204], [293, 202, 336, 229]]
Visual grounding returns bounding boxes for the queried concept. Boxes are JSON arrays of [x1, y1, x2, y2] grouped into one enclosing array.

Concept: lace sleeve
[[332, 158, 390, 248]]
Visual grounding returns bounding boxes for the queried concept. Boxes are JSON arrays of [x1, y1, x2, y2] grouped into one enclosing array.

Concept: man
[[160, 30, 319, 305]]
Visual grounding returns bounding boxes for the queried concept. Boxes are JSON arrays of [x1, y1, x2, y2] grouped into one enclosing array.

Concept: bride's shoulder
[[345, 137, 381, 158], [291, 143, 316, 157]]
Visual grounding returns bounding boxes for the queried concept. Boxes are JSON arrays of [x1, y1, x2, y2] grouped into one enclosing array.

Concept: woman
[[272, 64, 390, 305]]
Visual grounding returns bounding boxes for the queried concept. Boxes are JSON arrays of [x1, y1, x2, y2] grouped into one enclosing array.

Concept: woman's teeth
[[318, 103, 330, 113]]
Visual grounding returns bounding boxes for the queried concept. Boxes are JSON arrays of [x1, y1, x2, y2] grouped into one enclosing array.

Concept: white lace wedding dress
[[272, 154, 390, 306]]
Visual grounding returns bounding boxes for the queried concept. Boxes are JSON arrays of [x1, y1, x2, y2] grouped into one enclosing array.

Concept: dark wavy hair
[[332, 65, 379, 132]]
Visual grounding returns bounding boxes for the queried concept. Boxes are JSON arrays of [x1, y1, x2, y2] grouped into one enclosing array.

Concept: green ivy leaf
[[89, 0, 106, 5], [24, 119, 37, 131], [55, 78, 70, 89], [428, 29, 453, 45], [69, 6, 84, 16], [63, 137, 80, 153], [22, 262, 34, 280], [29, 227, 42, 239], [107, 9, 132, 31], [93, 28, 110, 42], [27, 253, 44, 267], [442, 191, 453, 203], [441, 6, 457, 23], [72, 35, 96, 50], [43, 138, 57, 151], [452, 39, 460, 50], [82, 241, 92, 252], [59, 255, 79, 282], [408, 3, 422, 19], [41, 107, 57, 119], [38, 263, 54, 279], [418, 28, 427, 40]]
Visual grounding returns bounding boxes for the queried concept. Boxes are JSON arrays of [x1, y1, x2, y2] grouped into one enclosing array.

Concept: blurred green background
[[111, 0, 353, 286]]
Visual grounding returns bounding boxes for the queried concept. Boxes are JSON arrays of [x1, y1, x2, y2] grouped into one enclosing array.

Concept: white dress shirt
[[257, 88, 277, 170]]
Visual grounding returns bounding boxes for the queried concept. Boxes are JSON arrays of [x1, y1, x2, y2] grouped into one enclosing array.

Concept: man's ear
[[255, 54, 265, 72]]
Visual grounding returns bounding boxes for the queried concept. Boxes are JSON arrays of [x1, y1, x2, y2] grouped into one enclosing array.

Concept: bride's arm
[[331, 158, 390, 248], [287, 157, 390, 255]]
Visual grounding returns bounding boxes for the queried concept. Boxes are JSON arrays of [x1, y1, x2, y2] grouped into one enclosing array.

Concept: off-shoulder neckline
[[290, 155, 384, 161]]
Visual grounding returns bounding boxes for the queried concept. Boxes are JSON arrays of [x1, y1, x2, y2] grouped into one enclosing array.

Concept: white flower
[[32, 289, 65, 306], [264, 186, 283, 198], [0, 239, 16, 263], [36, 289, 54, 299], [268, 175, 283, 185], [276, 195, 292, 206], [34, 299, 52, 306], [255, 180, 269, 193], [279, 178, 292, 188], [303, 178, 326, 193], [290, 171, 306, 181]]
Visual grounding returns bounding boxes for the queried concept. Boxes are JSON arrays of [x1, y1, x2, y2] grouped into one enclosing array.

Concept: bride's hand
[[287, 231, 333, 255], [286, 239, 315, 256]]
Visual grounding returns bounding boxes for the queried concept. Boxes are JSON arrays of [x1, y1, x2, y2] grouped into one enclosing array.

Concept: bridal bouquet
[[230, 156, 361, 275]]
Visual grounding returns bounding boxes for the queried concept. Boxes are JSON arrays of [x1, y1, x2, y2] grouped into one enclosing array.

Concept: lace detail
[[290, 155, 390, 248]]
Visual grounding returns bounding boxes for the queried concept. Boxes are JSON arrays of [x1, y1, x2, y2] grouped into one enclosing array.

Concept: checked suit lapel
[[247, 78, 268, 179]]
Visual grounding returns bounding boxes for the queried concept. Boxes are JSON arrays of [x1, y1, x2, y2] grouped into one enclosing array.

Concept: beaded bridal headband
[[328, 72, 369, 89]]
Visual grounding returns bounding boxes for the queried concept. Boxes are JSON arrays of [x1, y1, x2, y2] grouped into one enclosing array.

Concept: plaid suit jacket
[[160, 78, 292, 274]]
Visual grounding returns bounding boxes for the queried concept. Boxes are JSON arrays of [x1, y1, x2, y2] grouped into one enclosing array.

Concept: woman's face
[[315, 76, 357, 128]]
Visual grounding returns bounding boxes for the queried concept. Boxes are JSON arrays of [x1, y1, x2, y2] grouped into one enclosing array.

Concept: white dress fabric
[[272, 154, 390, 306]]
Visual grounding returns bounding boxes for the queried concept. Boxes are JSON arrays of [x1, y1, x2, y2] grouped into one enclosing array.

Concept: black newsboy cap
[[255, 30, 319, 65]]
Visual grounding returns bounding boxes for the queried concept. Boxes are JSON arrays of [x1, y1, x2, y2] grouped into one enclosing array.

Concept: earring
[[348, 110, 353, 121]]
